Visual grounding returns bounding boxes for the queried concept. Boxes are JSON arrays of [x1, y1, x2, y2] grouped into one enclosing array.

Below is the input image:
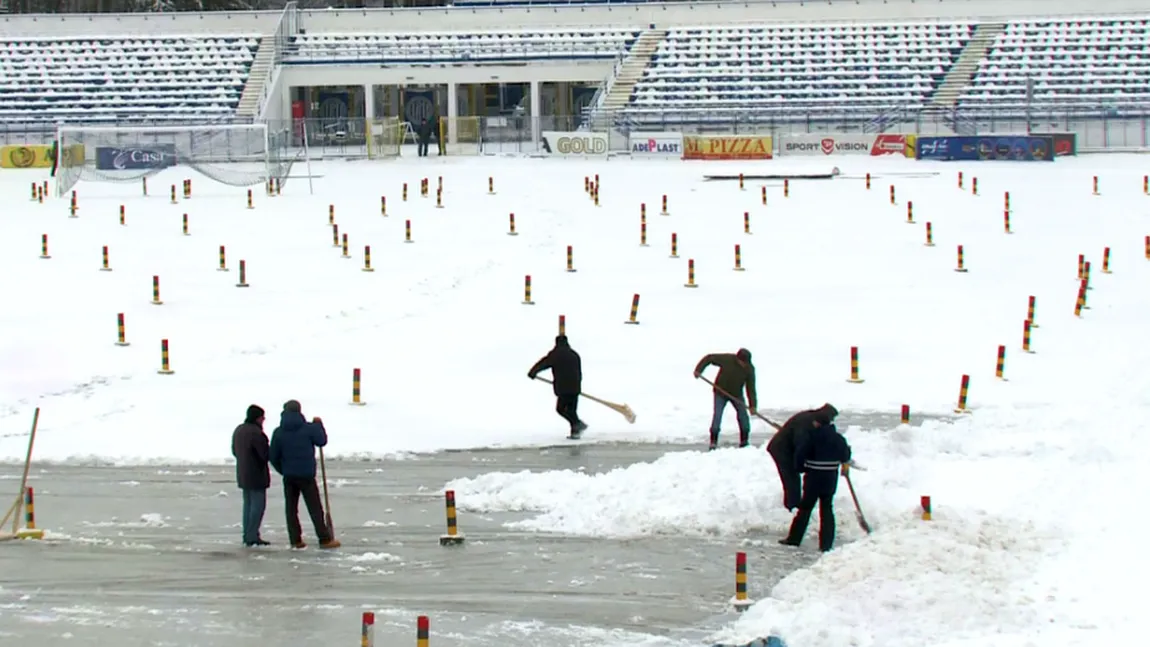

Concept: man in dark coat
[[767, 403, 838, 511], [694, 349, 757, 449], [231, 404, 270, 547], [269, 400, 340, 550], [779, 412, 851, 552], [528, 335, 586, 439], [416, 117, 432, 157]]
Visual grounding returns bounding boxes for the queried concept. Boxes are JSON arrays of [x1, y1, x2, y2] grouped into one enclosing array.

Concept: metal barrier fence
[[1, 112, 1147, 154]]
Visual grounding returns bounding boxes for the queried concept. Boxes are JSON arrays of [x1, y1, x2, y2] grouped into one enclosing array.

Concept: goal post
[[365, 117, 404, 160], [53, 123, 287, 197]]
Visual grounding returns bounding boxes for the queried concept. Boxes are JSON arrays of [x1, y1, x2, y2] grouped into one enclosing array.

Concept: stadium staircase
[[926, 22, 1006, 112], [236, 36, 277, 119], [589, 27, 667, 126]]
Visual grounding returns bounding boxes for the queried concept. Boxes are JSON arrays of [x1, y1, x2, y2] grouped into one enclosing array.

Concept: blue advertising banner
[[94, 144, 177, 171], [916, 136, 1055, 162]]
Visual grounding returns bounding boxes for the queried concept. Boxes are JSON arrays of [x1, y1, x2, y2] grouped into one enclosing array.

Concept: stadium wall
[[0, 0, 1144, 38]]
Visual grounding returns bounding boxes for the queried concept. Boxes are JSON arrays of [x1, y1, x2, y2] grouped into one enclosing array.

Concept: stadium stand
[[956, 17, 1150, 114], [0, 34, 261, 123], [285, 28, 641, 65], [619, 22, 976, 124]]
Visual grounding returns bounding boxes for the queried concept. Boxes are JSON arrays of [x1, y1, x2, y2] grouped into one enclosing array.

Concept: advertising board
[[778, 134, 910, 157], [916, 136, 1055, 162], [0, 144, 86, 169], [628, 132, 683, 158], [95, 144, 178, 171], [540, 132, 608, 156], [683, 135, 773, 160]]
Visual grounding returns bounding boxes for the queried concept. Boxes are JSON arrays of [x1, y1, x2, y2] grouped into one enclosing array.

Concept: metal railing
[[281, 39, 631, 65]]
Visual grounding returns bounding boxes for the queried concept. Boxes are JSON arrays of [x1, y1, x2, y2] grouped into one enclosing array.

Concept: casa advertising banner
[[778, 133, 909, 157], [683, 135, 773, 160], [628, 132, 684, 158], [95, 144, 178, 171], [540, 131, 609, 156], [916, 136, 1055, 162]]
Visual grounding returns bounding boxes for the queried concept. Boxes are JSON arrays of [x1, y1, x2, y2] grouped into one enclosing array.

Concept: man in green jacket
[[694, 349, 757, 450]]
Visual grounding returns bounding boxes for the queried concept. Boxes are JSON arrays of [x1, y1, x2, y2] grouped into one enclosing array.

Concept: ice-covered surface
[[2, 155, 1148, 646]]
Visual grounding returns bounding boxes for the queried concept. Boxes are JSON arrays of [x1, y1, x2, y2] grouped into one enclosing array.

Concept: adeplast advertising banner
[[95, 144, 178, 171], [628, 132, 683, 158], [779, 133, 910, 156], [683, 135, 772, 160], [540, 131, 608, 156], [916, 136, 1055, 162]]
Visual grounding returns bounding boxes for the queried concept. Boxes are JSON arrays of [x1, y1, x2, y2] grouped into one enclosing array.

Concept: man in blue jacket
[[269, 400, 340, 549], [778, 411, 851, 552]]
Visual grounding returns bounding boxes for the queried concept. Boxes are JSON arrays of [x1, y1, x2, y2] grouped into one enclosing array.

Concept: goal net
[[366, 117, 404, 159], [54, 123, 288, 197]]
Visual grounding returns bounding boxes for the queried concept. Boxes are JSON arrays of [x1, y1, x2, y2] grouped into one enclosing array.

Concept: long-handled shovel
[[844, 471, 872, 534], [318, 447, 335, 538], [697, 376, 781, 430], [534, 377, 636, 423]]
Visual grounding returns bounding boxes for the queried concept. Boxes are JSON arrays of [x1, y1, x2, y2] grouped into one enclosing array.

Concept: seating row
[[0, 34, 259, 123], [284, 29, 639, 64]]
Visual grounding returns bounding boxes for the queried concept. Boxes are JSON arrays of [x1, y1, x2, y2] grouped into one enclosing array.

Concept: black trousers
[[768, 445, 802, 511], [283, 476, 331, 544], [784, 474, 838, 552], [555, 394, 581, 430], [417, 140, 429, 157]]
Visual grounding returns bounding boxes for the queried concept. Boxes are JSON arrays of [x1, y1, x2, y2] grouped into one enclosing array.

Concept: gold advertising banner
[[684, 135, 774, 161], [0, 144, 86, 169]]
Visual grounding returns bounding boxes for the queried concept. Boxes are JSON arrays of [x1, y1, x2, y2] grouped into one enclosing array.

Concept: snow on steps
[[236, 37, 276, 119]]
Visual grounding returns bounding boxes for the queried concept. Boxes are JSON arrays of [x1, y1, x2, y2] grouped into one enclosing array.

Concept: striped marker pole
[[361, 611, 374, 647], [439, 490, 465, 545], [522, 275, 535, 305], [566, 245, 576, 273], [100, 245, 112, 271], [1022, 320, 1035, 354], [350, 368, 365, 406], [847, 346, 864, 383], [924, 221, 934, 247], [363, 246, 375, 273], [39, 234, 50, 259], [624, 294, 640, 325], [732, 551, 753, 611], [921, 496, 932, 521], [152, 275, 164, 305], [954, 375, 971, 414], [158, 339, 174, 375], [995, 345, 1006, 380], [900, 404, 910, 425], [416, 616, 430, 647], [558, 315, 566, 337], [16, 486, 44, 539], [115, 313, 130, 347]]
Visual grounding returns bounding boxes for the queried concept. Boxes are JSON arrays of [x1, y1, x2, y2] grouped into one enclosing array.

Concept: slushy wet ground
[[0, 441, 815, 647]]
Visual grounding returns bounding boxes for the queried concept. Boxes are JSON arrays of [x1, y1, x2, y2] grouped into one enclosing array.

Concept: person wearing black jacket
[[416, 117, 432, 157], [779, 413, 851, 552], [528, 335, 586, 439], [231, 404, 270, 547], [767, 403, 838, 511]]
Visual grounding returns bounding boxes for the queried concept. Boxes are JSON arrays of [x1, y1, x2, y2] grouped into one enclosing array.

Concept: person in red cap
[[694, 348, 757, 449]]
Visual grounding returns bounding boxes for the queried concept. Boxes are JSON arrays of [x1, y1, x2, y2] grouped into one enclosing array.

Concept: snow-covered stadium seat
[[958, 18, 1150, 114], [623, 22, 974, 124], [0, 35, 261, 124], [285, 28, 640, 64]]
